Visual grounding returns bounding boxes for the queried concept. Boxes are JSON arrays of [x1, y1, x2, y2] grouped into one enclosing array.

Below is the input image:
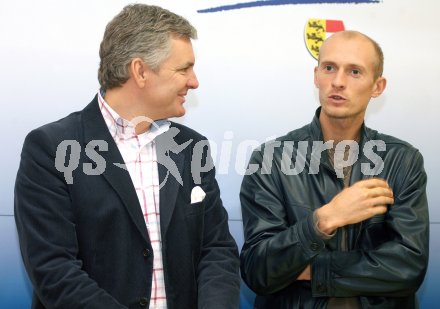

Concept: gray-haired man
[[15, 4, 240, 308]]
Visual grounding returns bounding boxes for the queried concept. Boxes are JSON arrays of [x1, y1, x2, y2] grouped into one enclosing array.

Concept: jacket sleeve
[[196, 142, 241, 309], [14, 129, 126, 309], [311, 149, 429, 297], [240, 147, 327, 295]]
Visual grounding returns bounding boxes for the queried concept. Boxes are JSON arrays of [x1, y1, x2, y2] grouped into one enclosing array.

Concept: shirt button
[[139, 297, 149, 307], [143, 248, 151, 257], [310, 242, 319, 251]]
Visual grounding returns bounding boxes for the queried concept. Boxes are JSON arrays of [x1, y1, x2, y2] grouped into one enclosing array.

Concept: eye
[[176, 65, 193, 75], [351, 69, 361, 76], [324, 65, 334, 72]]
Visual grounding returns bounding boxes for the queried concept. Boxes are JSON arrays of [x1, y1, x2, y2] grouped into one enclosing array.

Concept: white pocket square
[[190, 186, 206, 204]]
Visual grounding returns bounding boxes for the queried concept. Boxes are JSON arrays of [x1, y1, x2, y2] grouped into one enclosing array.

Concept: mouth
[[328, 94, 346, 103], [178, 94, 187, 104]]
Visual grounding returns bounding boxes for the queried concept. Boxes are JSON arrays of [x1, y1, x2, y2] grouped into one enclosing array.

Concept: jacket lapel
[[81, 97, 150, 244], [157, 131, 185, 237]]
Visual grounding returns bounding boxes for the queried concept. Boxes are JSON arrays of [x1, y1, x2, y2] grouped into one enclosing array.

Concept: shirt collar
[[97, 90, 170, 142]]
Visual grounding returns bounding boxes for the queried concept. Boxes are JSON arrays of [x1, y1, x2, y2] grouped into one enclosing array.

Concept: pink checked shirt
[[98, 92, 169, 309]]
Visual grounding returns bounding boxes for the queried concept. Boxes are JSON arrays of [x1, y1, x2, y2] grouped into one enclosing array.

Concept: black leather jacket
[[240, 109, 429, 308]]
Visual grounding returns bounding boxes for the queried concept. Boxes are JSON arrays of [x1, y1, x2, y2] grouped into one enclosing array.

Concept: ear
[[129, 58, 148, 88], [371, 76, 387, 98], [314, 66, 319, 88]]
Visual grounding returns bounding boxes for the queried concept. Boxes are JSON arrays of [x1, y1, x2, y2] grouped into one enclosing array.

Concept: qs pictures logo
[[305, 19, 345, 59]]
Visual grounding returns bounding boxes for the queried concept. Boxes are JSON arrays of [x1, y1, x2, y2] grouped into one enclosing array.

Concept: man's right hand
[[315, 178, 394, 235]]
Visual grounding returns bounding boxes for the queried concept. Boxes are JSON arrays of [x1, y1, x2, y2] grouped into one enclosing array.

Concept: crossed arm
[[240, 149, 429, 297]]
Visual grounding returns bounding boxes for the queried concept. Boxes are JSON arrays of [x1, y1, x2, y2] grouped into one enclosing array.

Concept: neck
[[320, 114, 363, 145], [104, 84, 152, 134]]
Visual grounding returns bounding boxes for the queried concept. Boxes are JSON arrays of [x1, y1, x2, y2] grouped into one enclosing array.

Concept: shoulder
[[23, 110, 83, 150], [367, 127, 423, 160], [369, 128, 413, 148], [24, 96, 100, 147], [249, 123, 312, 161], [280, 123, 312, 142], [366, 128, 426, 189]]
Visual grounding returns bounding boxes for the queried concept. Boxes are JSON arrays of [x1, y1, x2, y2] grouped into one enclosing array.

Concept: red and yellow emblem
[[305, 19, 345, 59]]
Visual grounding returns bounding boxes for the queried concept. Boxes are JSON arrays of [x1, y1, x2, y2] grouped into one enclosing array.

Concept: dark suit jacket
[[14, 96, 240, 309]]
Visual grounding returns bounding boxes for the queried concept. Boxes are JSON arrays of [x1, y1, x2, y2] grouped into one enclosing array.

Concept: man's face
[[314, 34, 385, 124], [144, 37, 199, 120]]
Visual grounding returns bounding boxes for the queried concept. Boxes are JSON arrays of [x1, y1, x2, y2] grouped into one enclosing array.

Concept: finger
[[368, 196, 394, 208], [367, 186, 394, 198], [367, 205, 388, 217], [357, 178, 390, 189]]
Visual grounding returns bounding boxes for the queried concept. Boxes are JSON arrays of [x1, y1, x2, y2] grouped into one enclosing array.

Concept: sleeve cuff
[[311, 251, 332, 297], [296, 213, 326, 259], [313, 211, 336, 240]]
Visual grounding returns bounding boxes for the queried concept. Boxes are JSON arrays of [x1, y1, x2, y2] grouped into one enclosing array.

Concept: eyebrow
[[177, 61, 195, 70], [320, 61, 365, 70]]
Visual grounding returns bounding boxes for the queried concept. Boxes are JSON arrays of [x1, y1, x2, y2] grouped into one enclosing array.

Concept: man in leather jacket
[[240, 31, 429, 308]]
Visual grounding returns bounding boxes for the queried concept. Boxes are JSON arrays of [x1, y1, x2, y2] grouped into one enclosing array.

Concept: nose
[[331, 70, 346, 90], [187, 70, 199, 89]]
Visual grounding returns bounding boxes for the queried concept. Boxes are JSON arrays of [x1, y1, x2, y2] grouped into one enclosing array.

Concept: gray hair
[[98, 4, 197, 90]]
